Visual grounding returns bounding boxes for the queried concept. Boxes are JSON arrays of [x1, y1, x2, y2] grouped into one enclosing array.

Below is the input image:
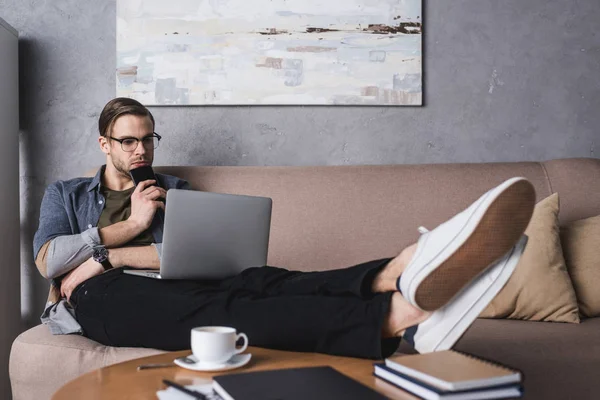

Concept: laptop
[[123, 189, 272, 280]]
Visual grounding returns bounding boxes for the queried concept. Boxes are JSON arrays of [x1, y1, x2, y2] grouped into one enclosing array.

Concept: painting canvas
[[116, 0, 422, 105]]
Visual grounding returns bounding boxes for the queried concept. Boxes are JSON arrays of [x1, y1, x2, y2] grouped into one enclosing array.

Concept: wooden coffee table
[[52, 346, 418, 399]]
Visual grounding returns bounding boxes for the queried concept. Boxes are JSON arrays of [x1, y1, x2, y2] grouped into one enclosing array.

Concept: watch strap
[[99, 258, 113, 271]]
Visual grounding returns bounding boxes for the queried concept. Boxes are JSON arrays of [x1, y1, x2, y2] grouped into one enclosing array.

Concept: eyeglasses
[[109, 133, 162, 152]]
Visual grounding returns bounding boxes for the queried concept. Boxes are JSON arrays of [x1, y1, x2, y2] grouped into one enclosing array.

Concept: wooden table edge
[[52, 347, 419, 399]]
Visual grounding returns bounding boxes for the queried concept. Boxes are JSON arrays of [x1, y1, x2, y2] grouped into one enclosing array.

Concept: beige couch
[[10, 158, 600, 399]]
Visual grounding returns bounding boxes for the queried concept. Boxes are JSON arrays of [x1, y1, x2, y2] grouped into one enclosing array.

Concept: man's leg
[[70, 238, 523, 358], [230, 177, 535, 313], [223, 258, 394, 299], [71, 269, 405, 359]]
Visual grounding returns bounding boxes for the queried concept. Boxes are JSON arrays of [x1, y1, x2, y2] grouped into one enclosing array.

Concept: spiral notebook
[[384, 350, 522, 392], [374, 364, 522, 400]]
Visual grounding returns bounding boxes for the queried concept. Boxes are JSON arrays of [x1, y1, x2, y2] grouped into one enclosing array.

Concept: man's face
[[100, 114, 155, 177]]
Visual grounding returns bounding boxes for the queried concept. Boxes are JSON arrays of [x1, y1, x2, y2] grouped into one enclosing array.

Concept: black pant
[[71, 258, 400, 359]]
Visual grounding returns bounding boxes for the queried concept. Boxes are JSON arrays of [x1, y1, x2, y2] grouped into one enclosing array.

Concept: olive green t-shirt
[[98, 186, 154, 246]]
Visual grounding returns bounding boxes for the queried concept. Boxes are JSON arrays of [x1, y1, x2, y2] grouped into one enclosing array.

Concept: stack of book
[[374, 350, 523, 399]]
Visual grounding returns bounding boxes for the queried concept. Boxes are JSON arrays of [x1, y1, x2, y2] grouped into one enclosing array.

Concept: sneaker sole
[[414, 179, 535, 311], [415, 236, 527, 353]]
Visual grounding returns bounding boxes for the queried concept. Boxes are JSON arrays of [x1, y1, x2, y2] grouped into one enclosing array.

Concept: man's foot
[[398, 177, 535, 311], [403, 235, 528, 353], [383, 292, 430, 339], [372, 243, 417, 294]]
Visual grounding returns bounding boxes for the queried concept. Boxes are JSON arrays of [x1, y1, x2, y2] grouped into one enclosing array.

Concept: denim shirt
[[34, 165, 190, 334]]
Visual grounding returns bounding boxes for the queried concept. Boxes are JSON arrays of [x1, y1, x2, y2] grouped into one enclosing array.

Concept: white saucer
[[174, 353, 252, 372]]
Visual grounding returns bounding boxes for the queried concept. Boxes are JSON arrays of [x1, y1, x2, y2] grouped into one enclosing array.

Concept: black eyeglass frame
[[108, 132, 162, 152]]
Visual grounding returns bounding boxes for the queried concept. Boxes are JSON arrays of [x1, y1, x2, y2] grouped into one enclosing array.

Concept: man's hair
[[98, 97, 155, 137]]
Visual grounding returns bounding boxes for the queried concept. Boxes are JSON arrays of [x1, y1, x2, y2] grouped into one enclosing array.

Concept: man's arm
[[98, 220, 145, 248], [33, 183, 107, 280], [34, 222, 156, 279], [99, 180, 167, 247], [35, 221, 147, 279], [60, 245, 160, 301], [34, 180, 166, 280], [96, 180, 168, 249], [35, 213, 149, 281], [108, 245, 160, 270]]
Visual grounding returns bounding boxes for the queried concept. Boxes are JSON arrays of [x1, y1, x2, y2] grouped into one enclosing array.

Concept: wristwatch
[[93, 246, 113, 271]]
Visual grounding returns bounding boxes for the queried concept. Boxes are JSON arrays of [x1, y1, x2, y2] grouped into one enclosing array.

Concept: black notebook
[[212, 366, 387, 400]]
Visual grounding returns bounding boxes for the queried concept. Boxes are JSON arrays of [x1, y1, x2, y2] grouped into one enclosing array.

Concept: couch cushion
[[542, 158, 600, 224], [561, 214, 600, 318], [9, 324, 165, 400], [399, 318, 600, 400], [479, 193, 580, 323]]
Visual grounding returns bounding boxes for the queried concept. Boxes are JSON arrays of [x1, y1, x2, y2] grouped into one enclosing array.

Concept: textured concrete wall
[[1, 0, 598, 327]]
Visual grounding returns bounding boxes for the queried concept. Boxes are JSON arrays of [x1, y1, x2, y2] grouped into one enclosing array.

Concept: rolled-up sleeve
[[45, 228, 102, 279], [33, 183, 102, 279]]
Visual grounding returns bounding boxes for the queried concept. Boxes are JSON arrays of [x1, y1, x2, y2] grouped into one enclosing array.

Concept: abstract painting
[[116, 0, 422, 105]]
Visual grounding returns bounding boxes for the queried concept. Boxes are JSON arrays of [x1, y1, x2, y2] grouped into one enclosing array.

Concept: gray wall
[[1, 0, 598, 327]]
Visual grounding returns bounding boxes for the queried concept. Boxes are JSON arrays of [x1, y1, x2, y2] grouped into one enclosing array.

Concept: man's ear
[[98, 136, 110, 155]]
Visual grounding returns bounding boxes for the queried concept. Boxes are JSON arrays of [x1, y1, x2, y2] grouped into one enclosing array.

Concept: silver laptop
[[124, 189, 272, 280]]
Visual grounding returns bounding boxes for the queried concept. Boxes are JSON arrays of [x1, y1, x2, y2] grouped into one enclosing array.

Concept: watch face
[[93, 247, 108, 262]]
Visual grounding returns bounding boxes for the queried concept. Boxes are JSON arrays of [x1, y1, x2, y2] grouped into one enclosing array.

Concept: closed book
[[374, 364, 523, 400], [385, 350, 522, 391], [212, 366, 387, 400]]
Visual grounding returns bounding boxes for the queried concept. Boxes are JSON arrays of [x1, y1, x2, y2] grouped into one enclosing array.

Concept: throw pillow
[[561, 214, 600, 318], [479, 193, 580, 323]]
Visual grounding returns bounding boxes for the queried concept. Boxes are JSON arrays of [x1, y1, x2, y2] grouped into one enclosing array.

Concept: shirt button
[[99, 200, 104, 204], [87, 224, 92, 229]]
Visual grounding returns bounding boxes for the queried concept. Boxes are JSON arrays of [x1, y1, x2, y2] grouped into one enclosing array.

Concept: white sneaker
[[403, 235, 528, 353], [398, 177, 535, 311]]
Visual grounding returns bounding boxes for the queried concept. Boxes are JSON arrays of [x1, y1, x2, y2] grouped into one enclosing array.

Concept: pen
[[137, 362, 175, 371], [162, 379, 208, 400]]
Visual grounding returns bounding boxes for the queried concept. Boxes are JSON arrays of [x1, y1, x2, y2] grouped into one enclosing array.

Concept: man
[[34, 98, 535, 359]]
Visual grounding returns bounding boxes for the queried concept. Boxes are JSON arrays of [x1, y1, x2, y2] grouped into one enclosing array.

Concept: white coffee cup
[[191, 326, 248, 364]]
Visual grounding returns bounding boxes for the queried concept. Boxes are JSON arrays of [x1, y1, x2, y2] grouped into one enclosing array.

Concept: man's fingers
[[134, 179, 157, 193], [142, 186, 161, 196], [143, 188, 167, 201], [60, 281, 68, 298]]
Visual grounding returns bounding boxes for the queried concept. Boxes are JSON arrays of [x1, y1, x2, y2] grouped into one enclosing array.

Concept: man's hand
[[60, 257, 104, 302], [129, 180, 167, 231]]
